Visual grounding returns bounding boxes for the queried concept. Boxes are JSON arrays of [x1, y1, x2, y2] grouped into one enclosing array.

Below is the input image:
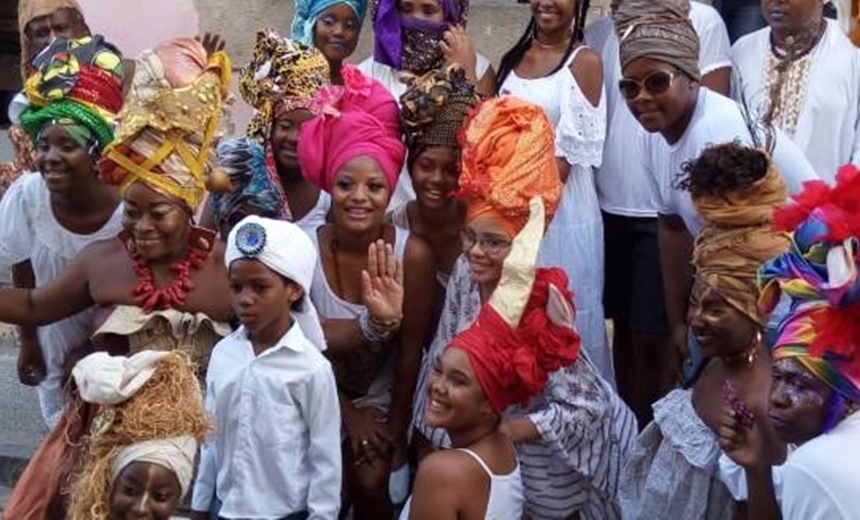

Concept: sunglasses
[[618, 69, 680, 101]]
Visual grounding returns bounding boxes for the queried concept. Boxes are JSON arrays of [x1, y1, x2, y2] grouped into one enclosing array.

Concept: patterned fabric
[[291, 0, 368, 46], [0, 127, 37, 199]]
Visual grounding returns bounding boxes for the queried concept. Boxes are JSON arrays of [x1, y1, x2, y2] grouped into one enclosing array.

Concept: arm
[[12, 261, 45, 386], [320, 318, 371, 357], [407, 452, 470, 520], [701, 67, 731, 96], [657, 214, 695, 364], [303, 363, 343, 520], [475, 65, 496, 98], [743, 466, 782, 520]]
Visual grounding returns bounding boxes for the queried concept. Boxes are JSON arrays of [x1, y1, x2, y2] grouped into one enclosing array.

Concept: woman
[[393, 64, 480, 286], [619, 143, 790, 520], [496, 0, 614, 383], [0, 35, 124, 427], [404, 194, 581, 520], [67, 351, 209, 520], [719, 164, 860, 519], [238, 30, 332, 233], [291, 0, 368, 85], [299, 68, 437, 519], [413, 96, 636, 519]]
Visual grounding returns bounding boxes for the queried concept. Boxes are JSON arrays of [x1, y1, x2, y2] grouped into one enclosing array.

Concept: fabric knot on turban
[[457, 96, 561, 237], [291, 0, 368, 46], [299, 67, 404, 193], [240, 29, 330, 143]]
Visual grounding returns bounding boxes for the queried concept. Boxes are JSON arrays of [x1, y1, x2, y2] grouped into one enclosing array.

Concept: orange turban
[[457, 97, 561, 237]]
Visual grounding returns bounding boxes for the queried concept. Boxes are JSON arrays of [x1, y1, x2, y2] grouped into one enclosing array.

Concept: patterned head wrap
[[299, 66, 404, 193], [99, 39, 232, 212], [17, 0, 85, 80], [372, 0, 468, 73], [291, 0, 369, 46], [20, 35, 124, 158], [240, 29, 331, 143], [212, 138, 288, 231], [447, 198, 580, 413], [691, 164, 791, 326], [400, 64, 480, 166], [759, 164, 860, 402], [457, 96, 561, 237], [614, 0, 701, 80]]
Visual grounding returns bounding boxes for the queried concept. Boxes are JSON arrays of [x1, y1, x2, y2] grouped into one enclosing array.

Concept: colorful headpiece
[[17, 0, 84, 80], [20, 35, 124, 155], [447, 198, 580, 413], [240, 29, 331, 143], [291, 0, 369, 46], [372, 0, 468, 73], [299, 66, 404, 193], [400, 64, 480, 165], [457, 96, 561, 237], [760, 164, 860, 402], [99, 38, 232, 212]]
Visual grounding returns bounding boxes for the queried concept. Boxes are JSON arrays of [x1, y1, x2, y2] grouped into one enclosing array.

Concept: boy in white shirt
[[191, 216, 341, 520]]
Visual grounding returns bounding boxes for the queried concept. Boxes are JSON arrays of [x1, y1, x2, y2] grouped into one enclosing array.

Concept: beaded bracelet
[[359, 309, 402, 344]]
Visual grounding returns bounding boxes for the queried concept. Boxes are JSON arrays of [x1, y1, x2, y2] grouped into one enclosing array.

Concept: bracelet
[[359, 309, 402, 344]]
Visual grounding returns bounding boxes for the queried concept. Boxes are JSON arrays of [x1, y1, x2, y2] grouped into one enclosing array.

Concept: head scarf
[[457, 96, 561, 237], [18, 0, 85, 80], [240, 29, 331, 143], [447, 198, 580, 413], [372, 0, 468, 73], [400, 64, 480, 166], [225, 215, 327, 351], [691, 164, 791, 326], [759, 164, 860, 403], [99, 38, 232, 212], [614, 0, 701, 80], [19, 35, 124, 159], [291, 0, 369, 46], [299, 66, 404, 192], [212, 138, 288, 231], [69, 351, 210, 518]]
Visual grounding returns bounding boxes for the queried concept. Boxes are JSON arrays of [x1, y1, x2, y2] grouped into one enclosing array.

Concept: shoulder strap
[[456, 448, 493, 477]]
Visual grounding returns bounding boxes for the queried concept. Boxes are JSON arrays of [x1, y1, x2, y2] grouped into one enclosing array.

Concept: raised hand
[[717, 405, 768, 470], [440, 25, 478, 82], [196, 32, 226, 56], [361, 240, 404, 323]]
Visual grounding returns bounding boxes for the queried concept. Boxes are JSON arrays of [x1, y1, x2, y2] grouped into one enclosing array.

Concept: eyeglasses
[[618, 69, 679, 101], [460, 229, 512, 257]]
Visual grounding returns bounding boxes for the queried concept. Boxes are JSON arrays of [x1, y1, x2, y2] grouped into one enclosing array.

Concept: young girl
[[291, 0, 368, 85]]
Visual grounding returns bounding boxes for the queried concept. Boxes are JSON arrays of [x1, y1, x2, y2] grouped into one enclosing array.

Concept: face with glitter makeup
[[768, 357, 835, 444]]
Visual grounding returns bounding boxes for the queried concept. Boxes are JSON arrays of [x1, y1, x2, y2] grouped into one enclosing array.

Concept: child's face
[[228, 259, 304, 337]]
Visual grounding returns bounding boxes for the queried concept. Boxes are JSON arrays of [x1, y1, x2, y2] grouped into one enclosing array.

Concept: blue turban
[[291, 0, 368, 46]]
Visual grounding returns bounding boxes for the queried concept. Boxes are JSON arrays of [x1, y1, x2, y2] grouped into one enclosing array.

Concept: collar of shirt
[[236, 317, 310, 359]]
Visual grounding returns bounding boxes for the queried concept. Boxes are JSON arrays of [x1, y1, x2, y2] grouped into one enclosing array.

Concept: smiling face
[[229, 258, 302, 339], [271, 109, 314, 174], [688, 278, 759, 359], [331, 156, 391, 233], [35, 124, 95, 194], [109, 461, 181, 520], [410, 146, 459, 211], [313, 4, 361, 63], [621, 57, 697, 140], [768, 357, 835, 444], [462, 217, 513, 287], [399, 0, 446, 23], [426, 347, 495, 430], [122, 183, 192, 262], [761, 0, 824, 34], [530, 0, 577, 34]]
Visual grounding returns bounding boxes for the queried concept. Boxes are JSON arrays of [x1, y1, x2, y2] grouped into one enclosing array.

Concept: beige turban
[[111, 436, 198, 499], [73, 350, 170, 405]]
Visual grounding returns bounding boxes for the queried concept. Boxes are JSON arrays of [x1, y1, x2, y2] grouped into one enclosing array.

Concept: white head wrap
[[110, 435, 197, 499], [225, 215, 327, 351], [73, 351, 171, 405]]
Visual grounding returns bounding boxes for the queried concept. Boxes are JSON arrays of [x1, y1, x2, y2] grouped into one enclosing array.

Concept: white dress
[[499, 46, 613, 384], [0, 172, 123, 426]]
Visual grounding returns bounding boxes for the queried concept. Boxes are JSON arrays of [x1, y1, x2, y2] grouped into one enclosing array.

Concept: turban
[[691, 165, 791, 326], [447, 198, 580, 413], [240, 29, 330, 143], [73, 350, 170, 405], [457, 96, 561, 237], [99, 39, 232, 212], [614, 0, 701, 81], [400, 65, 480, 165], [212, 138, 288, 230], [225, 216, 327, 351], [111, 436, 197, 499], [17, 0, 84, 80], [291, 0, 369, 46], [372, 0, 468, 73], [759, 164, 860, 403], [299, 66, 404, 193], [20, 35, 124, 156]]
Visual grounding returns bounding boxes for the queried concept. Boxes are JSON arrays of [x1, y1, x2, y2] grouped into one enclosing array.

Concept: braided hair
[[495, 0, 591, 94]]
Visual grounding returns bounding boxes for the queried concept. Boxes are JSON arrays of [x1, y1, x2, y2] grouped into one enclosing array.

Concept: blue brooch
[[235, 222, 267, 256]]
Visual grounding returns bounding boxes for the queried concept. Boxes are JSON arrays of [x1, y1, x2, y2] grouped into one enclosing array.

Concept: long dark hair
[[495, 0, 591, 94]]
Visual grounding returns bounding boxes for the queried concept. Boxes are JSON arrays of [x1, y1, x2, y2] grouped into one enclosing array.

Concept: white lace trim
[[556, 68, 607, 168]]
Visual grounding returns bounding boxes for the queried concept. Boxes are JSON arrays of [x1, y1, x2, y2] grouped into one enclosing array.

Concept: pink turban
[[298, 66, 404, 193]]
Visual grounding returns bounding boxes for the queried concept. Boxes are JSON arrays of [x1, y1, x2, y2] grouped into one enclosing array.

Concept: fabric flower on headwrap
[[19, 35, 124, 160], [691, 163, 791, 326], [759, 164, 860, 403], [299, 67, 405, 192], [67, 351, 211, 520], [291, 0, 369, 46], [457, 96, 561, 237], [613, 0, 701, 80], [400, 64, 480, 167], [99, 38, 232, 212], [212, 138, 288, 231], [372, 0, 468, 73], [448, 198, 580, 413], [17, 0, 84, 81]]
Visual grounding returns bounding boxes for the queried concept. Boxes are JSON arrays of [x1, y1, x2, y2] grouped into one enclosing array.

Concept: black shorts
[[603, 212, 668, 332]]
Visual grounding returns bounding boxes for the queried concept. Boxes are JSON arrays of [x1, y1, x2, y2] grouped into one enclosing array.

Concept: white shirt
[[644, 88, 819, 235], [732, 19, 860, 182], [781, 412, 860, 519], [192, 321, 342, 519], [585, 2, 733, 217]]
